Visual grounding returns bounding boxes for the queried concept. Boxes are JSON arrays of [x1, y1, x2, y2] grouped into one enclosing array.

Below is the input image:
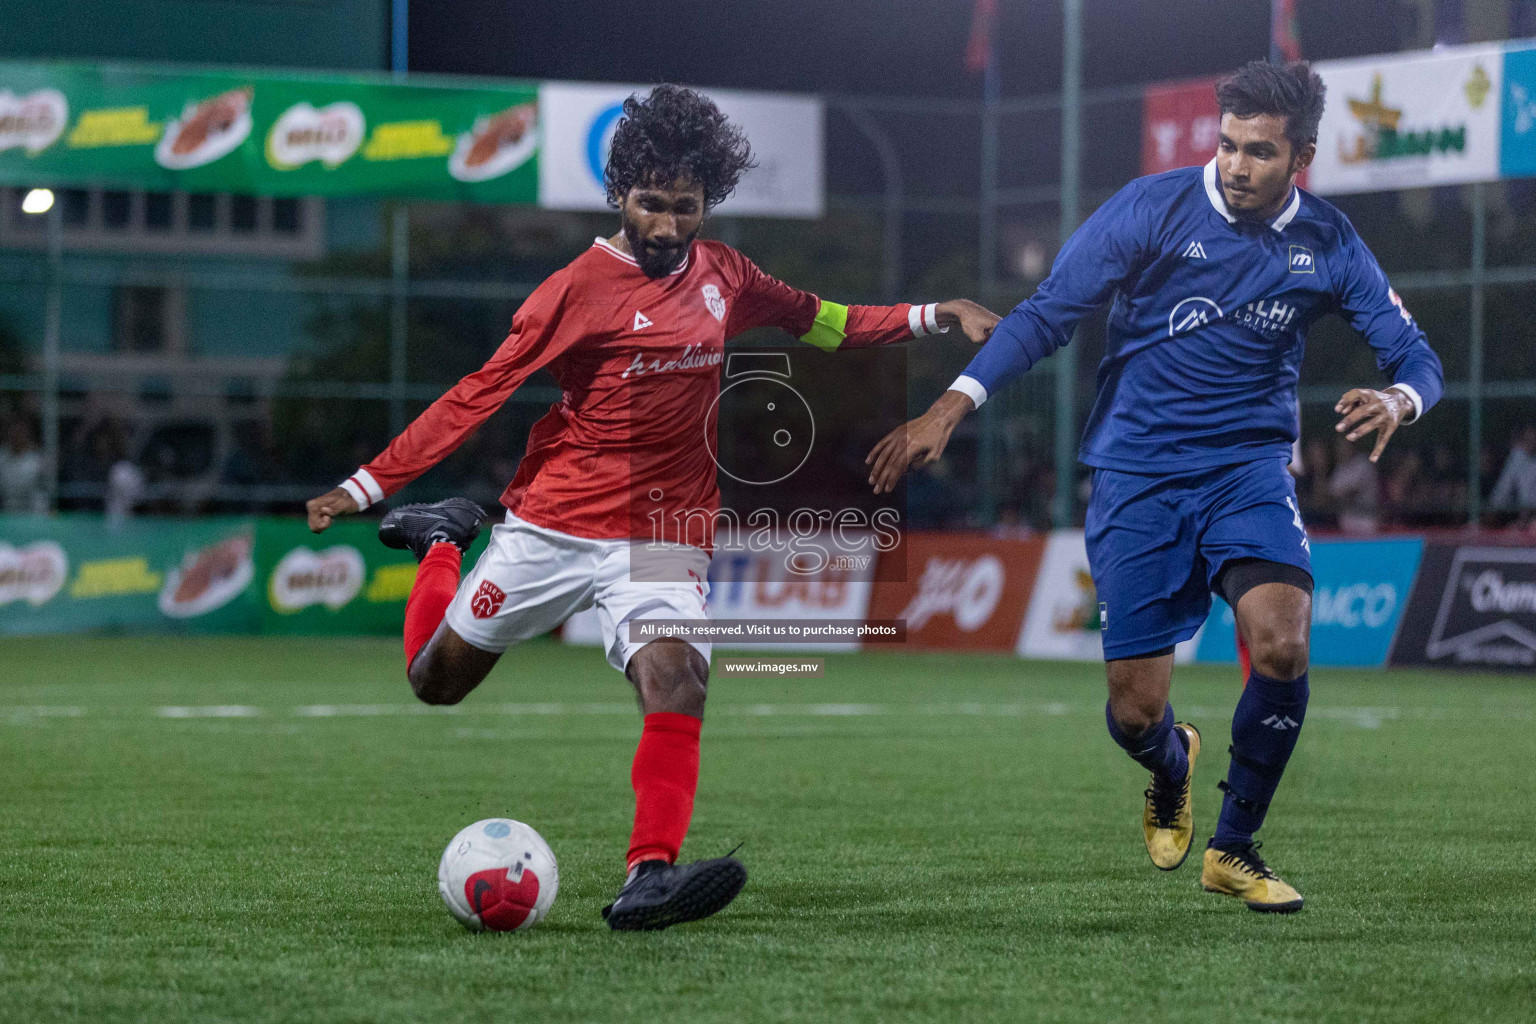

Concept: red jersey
[[339, 237, 941, 543]]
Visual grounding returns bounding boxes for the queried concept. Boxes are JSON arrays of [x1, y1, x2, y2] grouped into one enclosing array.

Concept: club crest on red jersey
[[471, 579, 507, 618], [702, 283, 727, 323]]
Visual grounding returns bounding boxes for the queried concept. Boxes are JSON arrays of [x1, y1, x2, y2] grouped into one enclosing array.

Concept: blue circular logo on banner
[[586, 102, 626, 187]]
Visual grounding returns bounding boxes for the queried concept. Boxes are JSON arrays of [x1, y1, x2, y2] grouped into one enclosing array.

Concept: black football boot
[[378, 498, 486, 561], [601, 856, 747, 931]]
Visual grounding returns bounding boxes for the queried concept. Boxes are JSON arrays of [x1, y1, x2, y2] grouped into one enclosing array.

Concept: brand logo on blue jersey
[[1167, 297, 1223, 336], [1289, 245, 1315, 274], [1183, 241, 1207, 259]]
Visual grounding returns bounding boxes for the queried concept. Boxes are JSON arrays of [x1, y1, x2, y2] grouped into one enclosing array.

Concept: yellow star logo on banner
[[1465, 63, 1491, 109]]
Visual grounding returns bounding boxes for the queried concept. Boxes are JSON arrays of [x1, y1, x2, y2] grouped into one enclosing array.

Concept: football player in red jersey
[[306, 85, 1000, 930]]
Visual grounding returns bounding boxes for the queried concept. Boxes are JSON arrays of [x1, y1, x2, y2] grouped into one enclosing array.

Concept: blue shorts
[[1085, 457, 1312, 660]]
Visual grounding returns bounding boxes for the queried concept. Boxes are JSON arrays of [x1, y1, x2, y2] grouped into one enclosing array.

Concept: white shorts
[[444, 512, 711, 673]]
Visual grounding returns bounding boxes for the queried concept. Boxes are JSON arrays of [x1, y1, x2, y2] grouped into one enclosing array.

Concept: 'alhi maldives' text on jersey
[[952, 158, 1445, 473]]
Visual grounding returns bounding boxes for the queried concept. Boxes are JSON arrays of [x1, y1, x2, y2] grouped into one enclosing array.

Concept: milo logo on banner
[[0, 89, 68, 155], [269, 545, 365, 613], [0, 541, 68, 607], [266, 101, 365, 170]]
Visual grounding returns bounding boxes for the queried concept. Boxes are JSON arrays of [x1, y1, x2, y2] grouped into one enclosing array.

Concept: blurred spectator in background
[[1329, 435, 1379, 534], [106, 453, 144, 529], [219, 420, 283, 513], [1383, 448, 1423, 528], [0, 415, 47, 514], [1489, 425, 1536, 526], [1294, 437, 1335, 525], [63, 417, 134, 500], [1422, 441, 1465, 525], [908, 460, 966, 529]]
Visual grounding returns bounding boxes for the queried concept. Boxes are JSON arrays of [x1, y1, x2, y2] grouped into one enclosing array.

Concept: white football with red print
[[438, 818, 559, 932]]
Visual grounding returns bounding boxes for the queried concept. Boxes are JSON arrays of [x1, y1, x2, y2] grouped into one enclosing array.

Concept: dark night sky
[[409, 0, 1404, 98]]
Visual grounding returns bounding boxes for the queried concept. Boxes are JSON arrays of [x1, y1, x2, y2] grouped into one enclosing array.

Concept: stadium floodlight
[[21, 188, 55, 215]]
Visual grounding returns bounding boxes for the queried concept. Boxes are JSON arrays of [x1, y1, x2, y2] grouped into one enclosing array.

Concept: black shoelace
[[1145, 771, 1188, 829], [1216, 842, 1278, 880]]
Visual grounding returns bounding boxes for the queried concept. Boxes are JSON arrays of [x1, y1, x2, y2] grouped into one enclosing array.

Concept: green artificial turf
[[1, 635, 1532, 1023]]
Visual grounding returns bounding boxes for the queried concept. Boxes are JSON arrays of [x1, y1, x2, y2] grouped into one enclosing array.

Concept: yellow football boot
[[1142, 722, 1201, 870], [1200, 842, 1304, 913]]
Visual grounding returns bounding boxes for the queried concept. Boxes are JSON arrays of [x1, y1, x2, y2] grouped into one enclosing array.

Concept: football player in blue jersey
[[867, 60, 1444, 912]]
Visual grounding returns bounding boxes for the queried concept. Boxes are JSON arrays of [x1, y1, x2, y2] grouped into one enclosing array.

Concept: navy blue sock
[[1106, 703, 1189, 782], [1212, 669, 1309, 850]]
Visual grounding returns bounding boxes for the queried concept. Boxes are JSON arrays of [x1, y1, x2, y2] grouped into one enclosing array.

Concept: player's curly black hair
[[1216, 60, 1327, 158], [603, 84, 756, 211]]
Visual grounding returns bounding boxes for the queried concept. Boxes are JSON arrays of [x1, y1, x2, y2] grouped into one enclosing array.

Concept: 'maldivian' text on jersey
[[955, 159, 1445, 473], [337, 238, 930, 542]]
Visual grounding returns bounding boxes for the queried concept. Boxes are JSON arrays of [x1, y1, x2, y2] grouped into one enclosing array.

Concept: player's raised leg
[[377, 498, 501, 705], [1201, 560, 1311, 913], [1106, 650, 1201, 870], [603, 638, 746, 931]]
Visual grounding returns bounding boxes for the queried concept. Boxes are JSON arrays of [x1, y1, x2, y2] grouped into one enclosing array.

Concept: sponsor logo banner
[[0, 516, 258, 635], [1197, 537, 1422, 668], [1392, 543, 1536, 669], [537, 81, 823, 217], [1309, 44, 1503, 195], [0, 60, 539, 202], [865, 533, 1044, 651]]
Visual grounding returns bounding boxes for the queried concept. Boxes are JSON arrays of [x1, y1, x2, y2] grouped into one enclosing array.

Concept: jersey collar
[[1203, 158, 1302, 233], [591, 236, 692, 276]]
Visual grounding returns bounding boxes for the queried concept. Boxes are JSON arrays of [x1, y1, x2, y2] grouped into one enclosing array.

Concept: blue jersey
[[954, 159, 1445, 473]]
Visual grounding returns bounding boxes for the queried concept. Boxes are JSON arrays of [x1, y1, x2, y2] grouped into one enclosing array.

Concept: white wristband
[[947, 374, 989, 410], [339, 468, 384, 510], [908, 303, 944, 337], [1389, 383, 1424, 422]]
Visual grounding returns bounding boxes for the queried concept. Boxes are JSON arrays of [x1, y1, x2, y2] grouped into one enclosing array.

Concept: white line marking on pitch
[[156, 705, 262, 718], [8, 702, 1525, 730]]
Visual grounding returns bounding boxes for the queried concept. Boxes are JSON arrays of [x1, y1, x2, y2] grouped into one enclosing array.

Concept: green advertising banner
[[0, 515, 260, 635], [0, 514, 491, 637], [0, 61, 539, 202], [254, 518, 488, 635]]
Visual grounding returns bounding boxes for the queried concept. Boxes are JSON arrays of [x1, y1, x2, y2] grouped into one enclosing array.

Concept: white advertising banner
[[1309, 44, 1503, 195], [537, 81, 824, 217], [562, 535, 874, 654], [1015, 530, 1200, 664]]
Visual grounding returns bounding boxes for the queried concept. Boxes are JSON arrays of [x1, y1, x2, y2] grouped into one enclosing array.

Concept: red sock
[[404, 543, 461, 669], [626, 712, 702, 871]]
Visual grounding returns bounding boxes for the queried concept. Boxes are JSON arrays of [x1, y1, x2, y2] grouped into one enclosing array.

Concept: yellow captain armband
[[798, 299, 849, 352]]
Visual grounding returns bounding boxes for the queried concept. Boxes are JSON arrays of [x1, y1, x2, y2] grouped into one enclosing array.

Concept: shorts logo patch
[[1285, 496, 1311, 555], [471, 579, 507, 619]]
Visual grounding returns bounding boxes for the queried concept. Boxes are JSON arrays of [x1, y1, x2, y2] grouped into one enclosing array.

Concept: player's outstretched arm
[[303, 271, 577, 532], [1334, 387, 1416, 464], [865, 390, 975, 495]]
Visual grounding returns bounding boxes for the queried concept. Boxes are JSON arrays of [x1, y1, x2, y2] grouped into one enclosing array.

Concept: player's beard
[[623, 216, 697, 278]]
